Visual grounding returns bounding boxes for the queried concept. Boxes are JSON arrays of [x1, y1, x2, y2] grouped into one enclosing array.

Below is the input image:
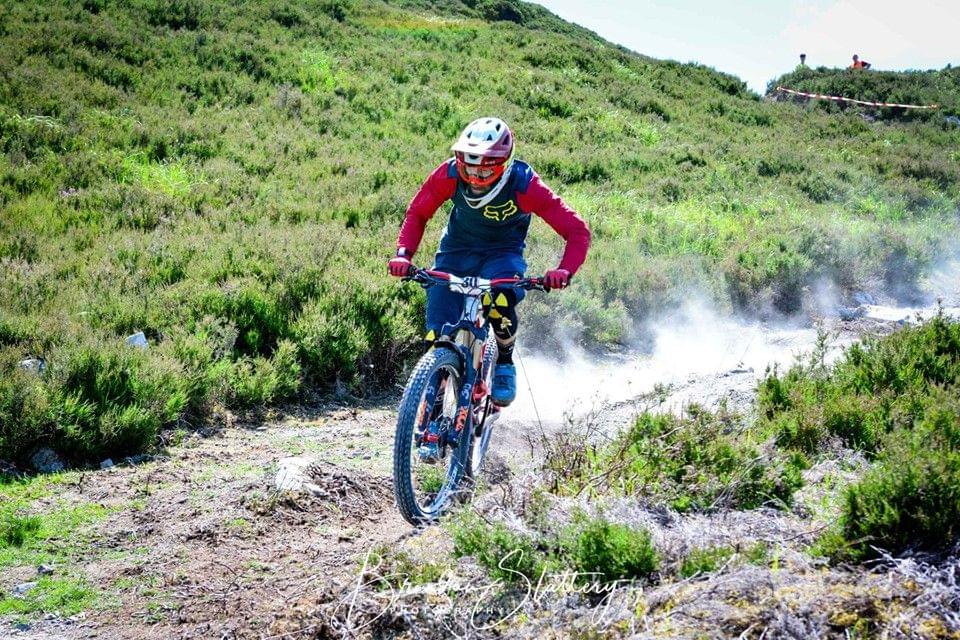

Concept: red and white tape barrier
[[776, 86, 939, 110]]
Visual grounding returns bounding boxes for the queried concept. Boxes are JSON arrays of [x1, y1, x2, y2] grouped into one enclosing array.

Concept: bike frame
[[406, 268, 545, 440], [392, 267, 547, 523]]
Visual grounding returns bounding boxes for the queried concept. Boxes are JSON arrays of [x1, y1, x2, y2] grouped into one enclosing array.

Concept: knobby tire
[[393, 347, 472, 525]]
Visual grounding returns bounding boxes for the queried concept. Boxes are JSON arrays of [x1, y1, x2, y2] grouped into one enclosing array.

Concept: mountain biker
[[388, 117, 591, 408]]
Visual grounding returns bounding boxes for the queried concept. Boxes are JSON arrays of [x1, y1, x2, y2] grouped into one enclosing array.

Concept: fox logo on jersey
[[482, 200, 518, 222]]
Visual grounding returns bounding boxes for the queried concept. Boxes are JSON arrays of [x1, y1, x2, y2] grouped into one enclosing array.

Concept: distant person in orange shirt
[[850, 54, 871, 69]]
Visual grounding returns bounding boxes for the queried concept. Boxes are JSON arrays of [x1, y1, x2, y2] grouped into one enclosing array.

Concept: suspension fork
[[453, 342, 477, 437]]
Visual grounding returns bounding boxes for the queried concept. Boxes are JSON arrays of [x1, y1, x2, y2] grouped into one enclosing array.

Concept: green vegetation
[[565, 515, 658, 583], [542, 406, 807, 511], [679, 545, 734, 578], [758, 313, 960, 560], [770, 66, 960, 116], [0, 473, 115, 618], [451, 510, 546, 583], [0, 576, 96, 617], [415, 464, 445, 494], [365, 544, 451, 587], [449, 509, 658, 585], [1, 0, 959, 465], [1, 513, 42, 548], [519, 314, 960, 565]]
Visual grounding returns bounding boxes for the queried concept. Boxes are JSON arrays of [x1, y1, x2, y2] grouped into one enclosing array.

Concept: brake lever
[[401, 265, 422, 282], [526, 278, 549, 292]]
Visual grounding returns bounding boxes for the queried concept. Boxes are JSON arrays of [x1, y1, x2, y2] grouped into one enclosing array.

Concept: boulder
[[30, 448, 65, 473]]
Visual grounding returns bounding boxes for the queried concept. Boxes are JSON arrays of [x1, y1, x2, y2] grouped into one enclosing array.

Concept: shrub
[[796, 173, 838, 203], [269, 4, 305, 28], [568, 516, 658, 583], [167, 321, 233, 414], [521, 89, 575, 118], [722, 235, 815, 313], [450, 511, 545, 583], [761, 313, 960, 456], [478, 0, 525, 23], [0, 369, 51, 463], [543, 409, 805, 511], [756, 151, 806, 177], [761, 315, 960, 559], [298, 49, 337, 94], [227, 339, 301, 408], [679, 546, 734, 578], [768, 67, 959, 118], [146, 0, 205, 30], [539, 157, 610, 184], [51, 341, 187, 460], [828, 437, 960, 560], [319, 0, 351, 22]]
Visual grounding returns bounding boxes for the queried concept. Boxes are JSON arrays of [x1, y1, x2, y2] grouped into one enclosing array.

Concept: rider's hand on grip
[[388, 256, 413, 278], [543, 268, 571, 290]]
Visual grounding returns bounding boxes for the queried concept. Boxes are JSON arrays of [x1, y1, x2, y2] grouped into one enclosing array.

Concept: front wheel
[[393, 347, 472, 525]]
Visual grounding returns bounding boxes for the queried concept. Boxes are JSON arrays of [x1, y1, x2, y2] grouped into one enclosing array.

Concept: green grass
[[0, 473, 119, 619], [0, 474, 113, 562], [0, 0, 959, 463], [0, 500, 112, 568], [0, 576, 97, 617], [0, 514, 42, 548]]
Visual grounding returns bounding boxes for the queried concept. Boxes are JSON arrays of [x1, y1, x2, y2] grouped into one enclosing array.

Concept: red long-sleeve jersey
[[396, 159, 590, 274]]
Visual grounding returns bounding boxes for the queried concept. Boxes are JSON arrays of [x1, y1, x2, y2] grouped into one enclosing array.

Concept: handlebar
[[403, 266, 549, 292]]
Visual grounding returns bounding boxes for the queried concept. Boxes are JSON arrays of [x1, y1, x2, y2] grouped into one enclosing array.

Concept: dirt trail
[[3, 403, 413, 639]]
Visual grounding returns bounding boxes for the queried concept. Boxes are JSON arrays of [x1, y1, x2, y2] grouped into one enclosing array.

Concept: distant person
[[850, 54, 871, 69]]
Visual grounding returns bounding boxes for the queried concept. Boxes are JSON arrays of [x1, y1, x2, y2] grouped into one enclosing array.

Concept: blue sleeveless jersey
[[437, 159, 535, 255]]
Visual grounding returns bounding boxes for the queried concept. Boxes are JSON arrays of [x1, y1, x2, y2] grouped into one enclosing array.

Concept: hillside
[[2, 0, 960, 460], [2, 1, 960, 637]]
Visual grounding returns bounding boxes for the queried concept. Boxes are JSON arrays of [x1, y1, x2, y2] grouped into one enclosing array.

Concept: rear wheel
[[393, 347, 472, 525]]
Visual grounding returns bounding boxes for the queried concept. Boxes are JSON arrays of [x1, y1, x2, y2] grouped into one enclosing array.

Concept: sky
[[530, 0, 959, 94]]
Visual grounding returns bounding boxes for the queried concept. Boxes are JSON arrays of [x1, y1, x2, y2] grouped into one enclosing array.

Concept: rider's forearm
[[397, 161, 457, 256], [519, 175, 591, 274]]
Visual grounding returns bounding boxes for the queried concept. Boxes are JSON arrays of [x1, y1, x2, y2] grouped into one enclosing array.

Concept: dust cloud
[[511, 299, 828, 424], [510, 260, 960, 425]]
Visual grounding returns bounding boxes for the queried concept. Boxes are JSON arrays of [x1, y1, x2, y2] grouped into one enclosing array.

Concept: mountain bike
[[393, 267, 546, 525]]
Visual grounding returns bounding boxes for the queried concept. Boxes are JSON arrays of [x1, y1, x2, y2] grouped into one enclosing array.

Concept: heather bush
[[566, 515, 658, 583], [450, 509, 658, 585], [542, 408, 807, 511], [759, 314, 960, 558]]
